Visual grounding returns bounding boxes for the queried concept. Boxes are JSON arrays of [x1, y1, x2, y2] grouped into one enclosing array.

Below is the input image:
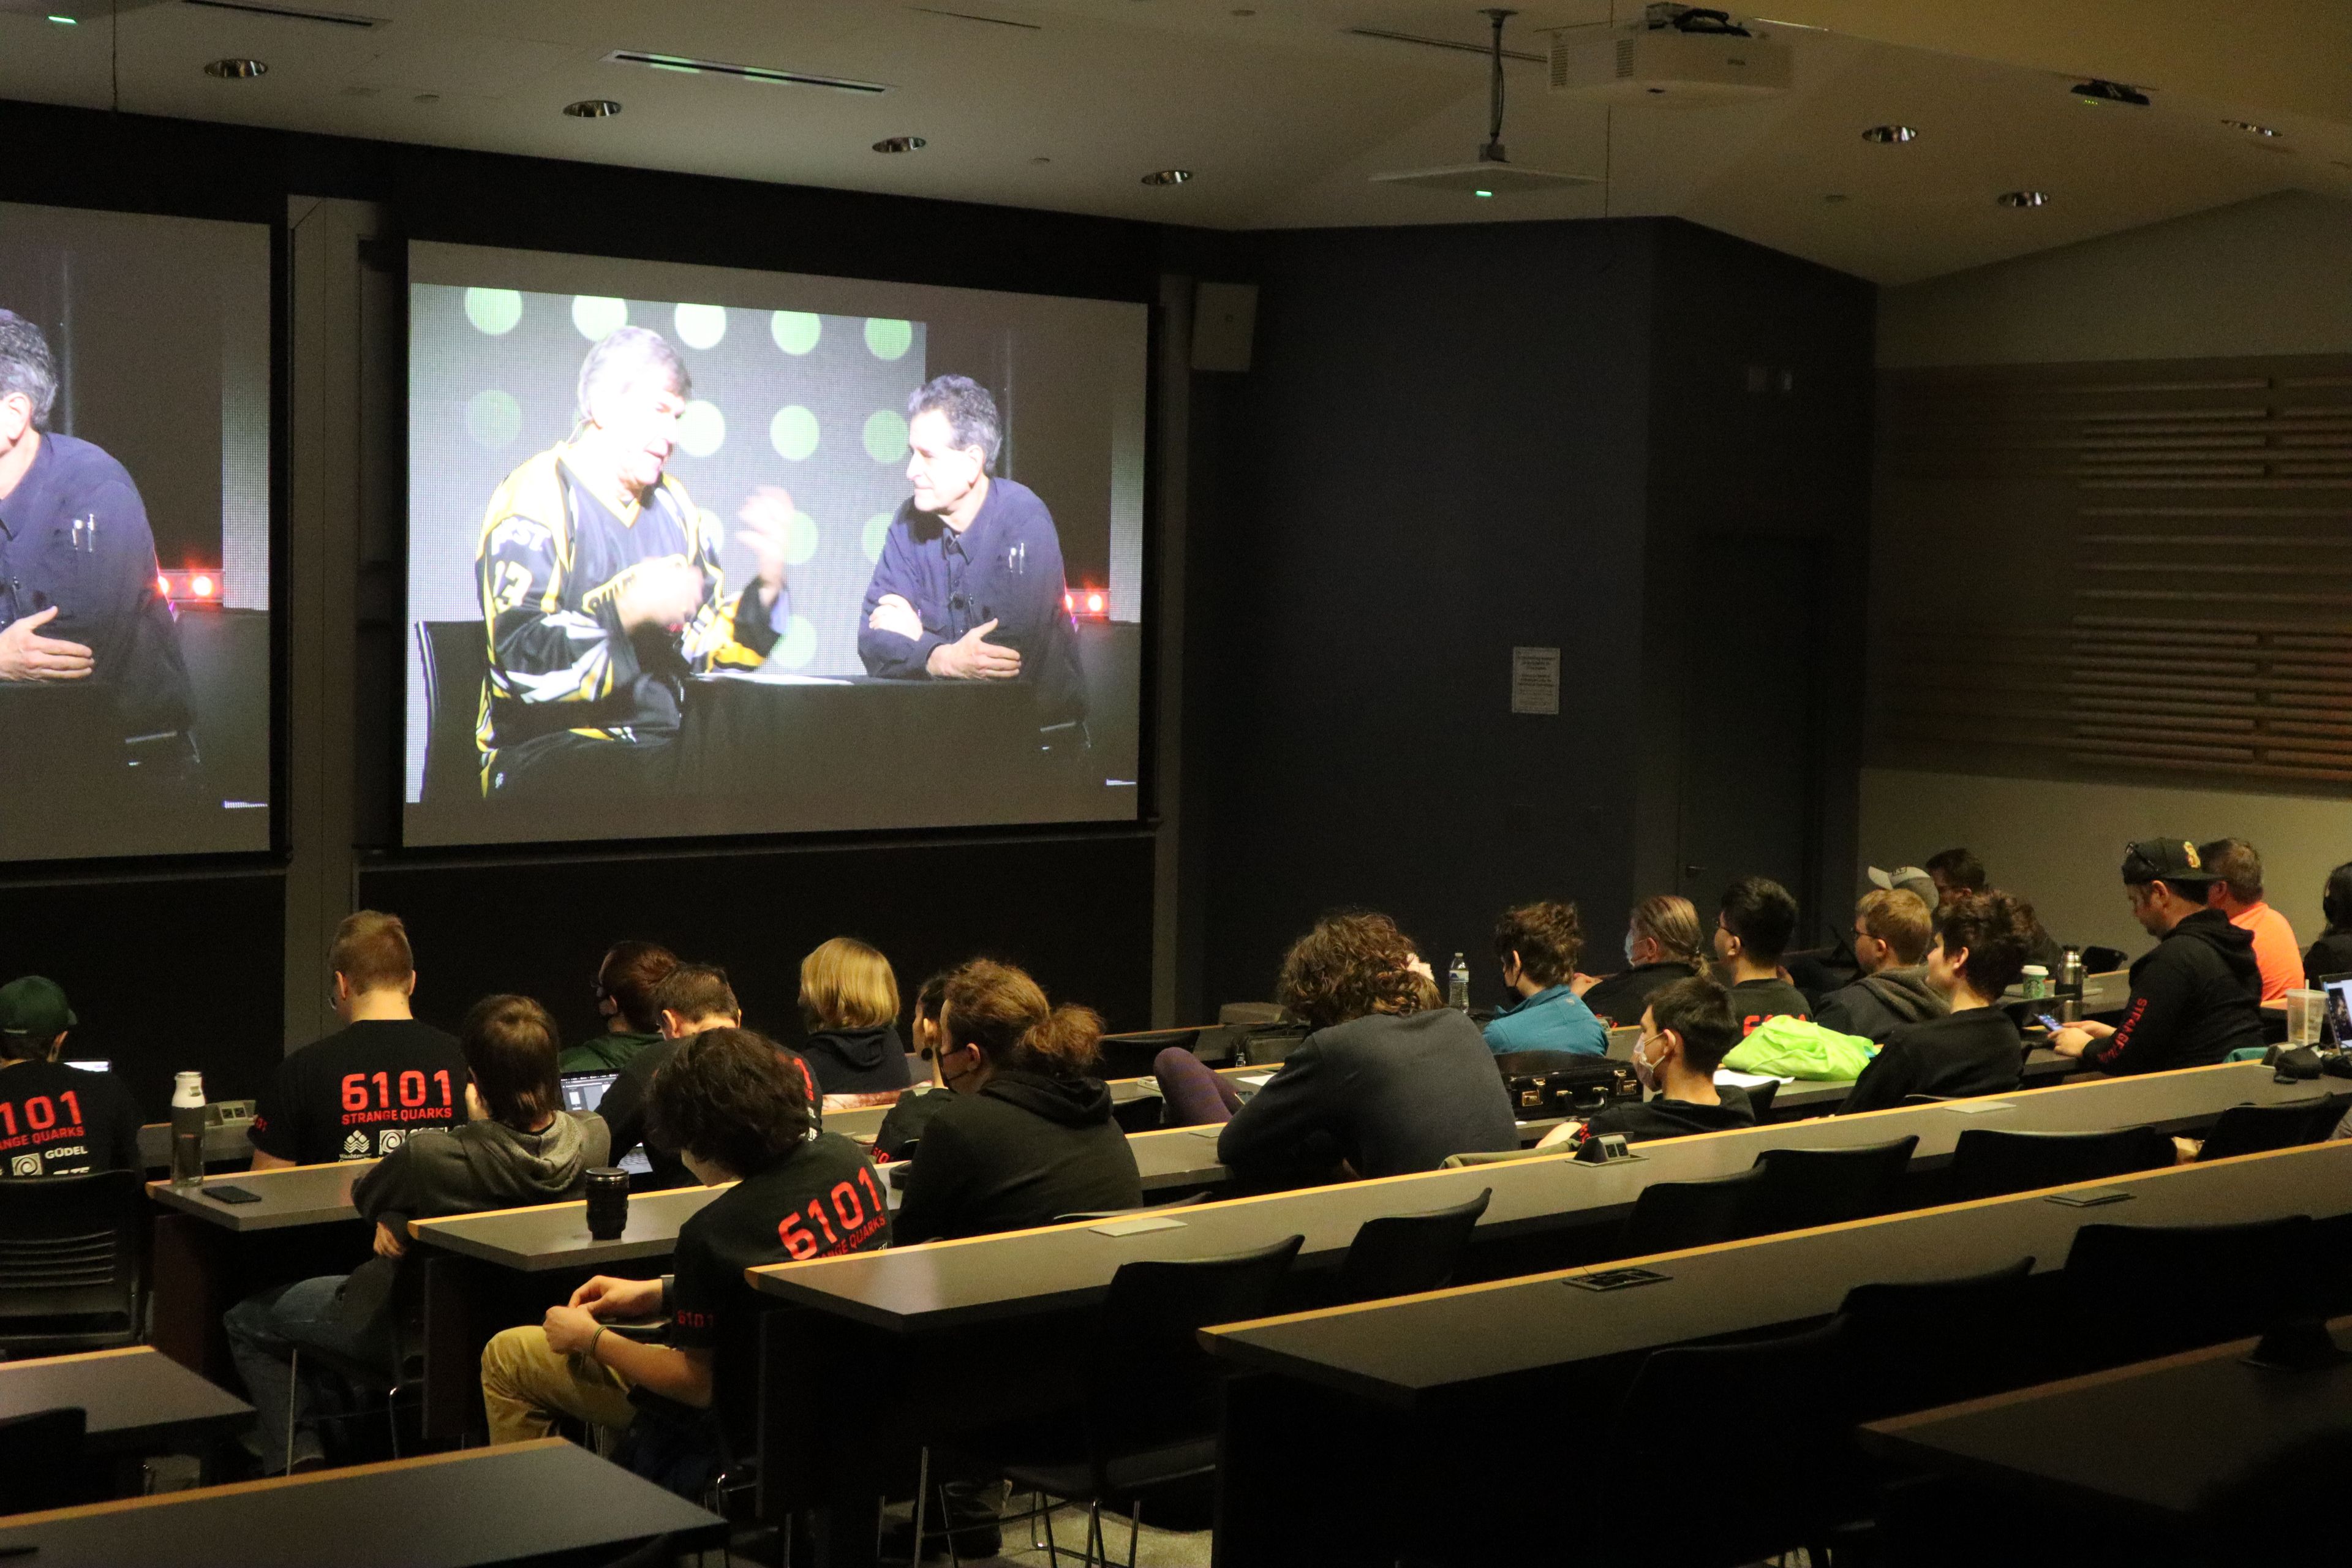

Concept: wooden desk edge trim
[[0, 1344, 157, 1372], [1198, 1136, 2352, 1341], [145, 1154, 379, 1197], [409, 1179, 736, 1232]]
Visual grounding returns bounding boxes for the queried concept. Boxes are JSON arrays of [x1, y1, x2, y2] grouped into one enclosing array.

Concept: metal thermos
[[584, 1167, 630, 1240], [170, 1072, 206, 1187], [2059, 946, 2085, 994]]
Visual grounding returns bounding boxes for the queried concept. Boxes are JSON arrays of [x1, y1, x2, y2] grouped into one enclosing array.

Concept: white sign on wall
[[1511, 646, 1561, 716]]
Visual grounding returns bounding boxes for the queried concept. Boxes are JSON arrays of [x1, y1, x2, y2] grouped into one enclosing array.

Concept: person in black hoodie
[[2302, 861, 2352, 989], [597, 962, 820, 1188], [1218, 912, 1520, 1188], [1813, 889, 1948, 1044], [2053, 840, 2266, 1074], [892, 960, 1140, 1243], [1538, 976, 1755, 1150], [1574, 894, 1705, 1027], [873, 970, 954, 1163], [1841, 891, 2033, 1114], [798, 936, 915, 1097], [225, 995, 607, 1473]]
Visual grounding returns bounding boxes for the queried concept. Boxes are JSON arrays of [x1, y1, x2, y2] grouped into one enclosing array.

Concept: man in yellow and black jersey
[[474, 325, 793, 797]]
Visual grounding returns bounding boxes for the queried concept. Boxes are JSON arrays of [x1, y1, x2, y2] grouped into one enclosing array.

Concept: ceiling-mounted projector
[[1371, 9, 1599, 196], [1549, 4, 1791, 104]]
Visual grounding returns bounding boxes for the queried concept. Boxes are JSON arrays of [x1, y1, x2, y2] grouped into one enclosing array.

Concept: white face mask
[[1631, 1031, 1664, 1093]]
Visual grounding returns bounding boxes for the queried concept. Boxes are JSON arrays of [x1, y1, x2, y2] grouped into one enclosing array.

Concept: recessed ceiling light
[[872, 135, 926, 153], [1861, 124, 1915, 145], [562, 98, 622, 118], [2222, 119, 2282, 137], [1997, 190, 2048, 208], [203, 58, 268, 79], [2071, 78, 2149, 107], [1141, 168, 1191, 186]]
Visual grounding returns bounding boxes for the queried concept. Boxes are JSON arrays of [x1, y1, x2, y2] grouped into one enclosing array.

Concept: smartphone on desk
[[203, 1184, 265, 1204]]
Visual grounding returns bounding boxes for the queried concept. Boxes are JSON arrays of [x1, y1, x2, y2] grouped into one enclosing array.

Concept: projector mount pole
[[1481, 7, 1515, 165]]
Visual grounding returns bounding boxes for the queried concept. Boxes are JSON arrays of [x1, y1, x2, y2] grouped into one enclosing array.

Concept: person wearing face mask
[[1482, 900, 1610, 1055], [1839, 891, 2033, 1115], [1536, 976, 1754, 1149], [891, 960, 1139, 1244], [472, 325, 794, 800], [1574, 895, 1705, 1027]]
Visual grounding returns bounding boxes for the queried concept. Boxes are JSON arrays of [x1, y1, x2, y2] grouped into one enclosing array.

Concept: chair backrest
[[1746, 1136, 1920, 1235], [1096, 1028, 1202, 1084], [418, 619, 490, 808], [2063, 1213, 2316, 1366], [2079, 946, 2128, 974], [1621, 1164, 1770, 1256], [1946, 1125, 2175, 1203], [1742, 1079, 1780, 1121], [0, 1170, 145, 1344], [1332, 1188, 1492, 1305], [1836, 1256, 2040, 1418], [0, 1407, 85, 1517], [2198, 1100, 2337, 1161], [1084, 1235, 1304, 1454]]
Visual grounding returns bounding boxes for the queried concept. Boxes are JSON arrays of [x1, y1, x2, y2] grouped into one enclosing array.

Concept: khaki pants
[[480, 1325, 638, 1446]]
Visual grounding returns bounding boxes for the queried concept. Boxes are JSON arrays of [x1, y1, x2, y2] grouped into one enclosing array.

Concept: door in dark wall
[[1673, 536, 1826, 941]]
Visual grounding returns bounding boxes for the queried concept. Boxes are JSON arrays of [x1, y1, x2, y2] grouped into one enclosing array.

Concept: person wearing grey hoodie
[[1813, 889, 1948, 1044], [225, 994, 608, 1474]]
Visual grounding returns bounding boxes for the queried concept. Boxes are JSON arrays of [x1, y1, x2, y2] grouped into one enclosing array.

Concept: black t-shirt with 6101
[[249, 1019, 469, 1166], [0, 1060, 143, 1177]]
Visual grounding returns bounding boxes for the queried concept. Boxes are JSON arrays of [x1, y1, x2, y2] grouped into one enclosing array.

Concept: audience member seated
[[2305, 861, 2352, 987], [1872, 863, 1942, 912], [2199, 838, 2298, 1003], [598, 963, 817, 1188], [1812, 890, 1946, 1044], [227, 995, 608, 1473], [892, 960, 1141, 1243], [1574, 894, 1704, 1026], [559, 940, 679, 1073], [1210, 913, 1518, 1188], [249, 911, 467, 1170], [873, 971, 954, 1161], [1839, 891, 2033, 1114], [2052, 840, 2266, 1074], [481, 1028, 886, 1479], [0, 976, 140, 1176], [1480, 900, 1608, 1057], [1714, 876, 1811, 1034], [1536, 976, 1754, 1150], [1926, 846, 2065, 970], [797, 936, 915, 1096]]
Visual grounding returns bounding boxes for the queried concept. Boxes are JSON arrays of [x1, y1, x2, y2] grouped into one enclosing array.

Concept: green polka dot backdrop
[[408, 284, 927, 688]]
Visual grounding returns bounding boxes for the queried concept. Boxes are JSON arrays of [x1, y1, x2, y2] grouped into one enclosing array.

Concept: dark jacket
[[600, 1036, 820, 1190], [1839, 1009, 2024, 1114], [1580, 1084, 1754, 1144], [1727, 977, 1812, 1035], [2304, 929, 2352, 989], [560, 1030, 663, 1074], [892, 1068, 1141, 1244], [1577, 962, 1698, 1028], [2084, 908, 2266, 1075], [1812, 965, 1948, 1045], [804, 1024, 915, 1096], [872, 1085, 954, 1162], [1218, 1008, 1520, 1188]]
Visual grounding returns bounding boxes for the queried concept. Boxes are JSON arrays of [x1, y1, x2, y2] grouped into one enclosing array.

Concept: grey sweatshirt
[[1812, 964, 1949, 1044]]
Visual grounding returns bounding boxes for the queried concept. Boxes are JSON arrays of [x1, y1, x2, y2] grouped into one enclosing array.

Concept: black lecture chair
[[1837, 1256, 2041, 1419], [283, 1261, 427, 1469], [0, 1406, 85, 1517], [2195, 1099, 2339, 1161], [415, 620, 489, 809], [1611, 1319, 1863, 1566], [2062, 1213, 2316, 1369], [2079, 946, 2128, 975], [1330, 1188, 1492, 1305], [1945, 1125, 2175, 1203], [1620, 1165, 1769, 1256], [1096, 1028, 1202, 1086], [0, 1169, 146, 1357], [945, 1235, 1305, 1568], [1741, 1079, 1781, 1121], [1744, 1136, 1920, 1235]]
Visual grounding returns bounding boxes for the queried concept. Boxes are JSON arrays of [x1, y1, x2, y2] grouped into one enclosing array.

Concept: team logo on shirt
[[342, 1131, 369, 1158], [379, 1129, 405, 1154], [9, 1155, 39, 1177]]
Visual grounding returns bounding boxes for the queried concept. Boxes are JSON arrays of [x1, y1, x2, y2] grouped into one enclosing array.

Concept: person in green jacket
[[560, 940, 677, 1072]]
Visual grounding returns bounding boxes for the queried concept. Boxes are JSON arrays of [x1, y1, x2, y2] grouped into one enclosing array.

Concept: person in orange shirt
[[2199, 839, 2300, 1003]]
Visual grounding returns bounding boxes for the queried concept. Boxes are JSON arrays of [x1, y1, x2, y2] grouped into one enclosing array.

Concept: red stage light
[[190, 573, 216, 598], [1063, 590, 1074, 612], [1086, 592, 1104, 614], [157, 573, 172, 597]]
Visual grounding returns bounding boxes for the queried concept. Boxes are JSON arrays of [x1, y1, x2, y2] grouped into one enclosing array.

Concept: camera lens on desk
[[585, 1167, 630, 1240]]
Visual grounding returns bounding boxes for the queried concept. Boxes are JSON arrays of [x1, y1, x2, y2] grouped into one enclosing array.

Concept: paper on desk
[[1234, 1073, 1273, 1087], [1089, 1215, 1188, 1237], [1714, 1069, 1792, 1090], [1940, 1100, 2015, 1115]]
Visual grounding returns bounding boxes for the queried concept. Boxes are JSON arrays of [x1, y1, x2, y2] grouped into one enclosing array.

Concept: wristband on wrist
[[589, 1324, 608, 1359]]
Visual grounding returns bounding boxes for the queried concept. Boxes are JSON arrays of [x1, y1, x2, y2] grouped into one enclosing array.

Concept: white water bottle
[[1448, 953, 1471, 1011], [170, 1072, 206, 1186]]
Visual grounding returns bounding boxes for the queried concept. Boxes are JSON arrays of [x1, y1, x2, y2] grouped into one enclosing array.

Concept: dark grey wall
[[1182, 217, 1875, 1014]]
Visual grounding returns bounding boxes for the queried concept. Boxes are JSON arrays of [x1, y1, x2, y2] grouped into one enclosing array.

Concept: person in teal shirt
[[1482, 901, 1610, 1057]]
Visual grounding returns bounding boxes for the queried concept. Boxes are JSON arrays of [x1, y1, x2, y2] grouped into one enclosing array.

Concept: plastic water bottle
[[170, 1072, 206, 1186], [1448, 953, 1471, 1011]]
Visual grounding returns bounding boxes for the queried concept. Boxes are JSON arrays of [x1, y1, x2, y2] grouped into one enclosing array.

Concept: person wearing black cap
[[0, 975, 141, 1177], [2051, 840, 2265, 1073]]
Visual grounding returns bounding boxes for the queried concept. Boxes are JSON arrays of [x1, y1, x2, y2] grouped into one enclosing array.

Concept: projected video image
[[0, 201, 272, 862], [403, 243, 1146, 848]]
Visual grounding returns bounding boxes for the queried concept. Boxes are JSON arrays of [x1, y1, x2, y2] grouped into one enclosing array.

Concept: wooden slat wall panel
[[1868, 354, 2352, 795]]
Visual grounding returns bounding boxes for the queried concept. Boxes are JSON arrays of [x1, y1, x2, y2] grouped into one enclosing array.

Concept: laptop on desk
[[560, 1070, 652, 1177]]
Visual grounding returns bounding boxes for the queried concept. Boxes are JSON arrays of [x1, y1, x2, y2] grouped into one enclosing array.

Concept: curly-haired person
[[1839, 890, 2038, 1114], [1481, 900, 1610, 1057]]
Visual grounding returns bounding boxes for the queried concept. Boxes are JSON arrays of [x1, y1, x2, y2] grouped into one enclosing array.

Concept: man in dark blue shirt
[[0, 309, 192, 752], [858, 375, 1085, 724]]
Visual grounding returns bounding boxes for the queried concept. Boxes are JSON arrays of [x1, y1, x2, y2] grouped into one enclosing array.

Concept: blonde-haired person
[[1811, 889, 1948, 1044], [797, 937, 916, 1096], [1573, 895, 1705, 1027], [891, 960, 1140, 1245]]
